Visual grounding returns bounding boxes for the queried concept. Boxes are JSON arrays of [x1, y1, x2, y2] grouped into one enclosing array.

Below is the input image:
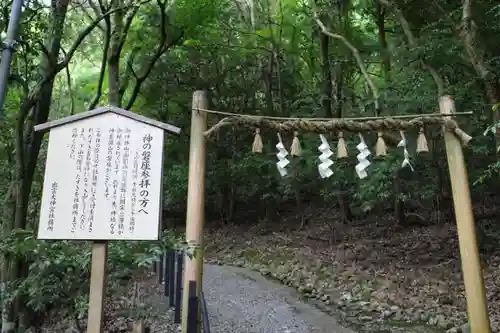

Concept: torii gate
[[181, 90, 491, 333]]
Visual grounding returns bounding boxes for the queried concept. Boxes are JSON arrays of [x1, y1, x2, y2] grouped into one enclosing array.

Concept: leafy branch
[[311, 1, 380, 113], [377, 0, 445, 97], [124, 0, 184, 109], [21, 4, 135, 113]]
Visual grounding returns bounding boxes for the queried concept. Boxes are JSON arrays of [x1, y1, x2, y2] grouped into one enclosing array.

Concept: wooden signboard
[[35, 106, 181, 333]]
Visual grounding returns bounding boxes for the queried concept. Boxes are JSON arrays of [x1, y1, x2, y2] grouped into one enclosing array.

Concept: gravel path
[[203, 264, 355, 333]]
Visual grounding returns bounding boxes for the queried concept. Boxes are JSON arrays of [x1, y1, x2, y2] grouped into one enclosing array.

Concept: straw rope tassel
[[416, 127, 429, 153], [337, 131, 348, 158], [252, 128, 263, 153], [375, 132, 387, 156], [290, 131, 301, 156]]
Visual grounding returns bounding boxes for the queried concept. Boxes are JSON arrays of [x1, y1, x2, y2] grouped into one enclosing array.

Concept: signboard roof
[[34, 105, 181, 135]]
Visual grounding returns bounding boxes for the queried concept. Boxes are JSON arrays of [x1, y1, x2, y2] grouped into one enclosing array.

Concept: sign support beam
[[87, 241, 108, 333]]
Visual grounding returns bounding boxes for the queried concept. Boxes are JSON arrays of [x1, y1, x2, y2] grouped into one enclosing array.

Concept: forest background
[[0, 0, 499, 332]]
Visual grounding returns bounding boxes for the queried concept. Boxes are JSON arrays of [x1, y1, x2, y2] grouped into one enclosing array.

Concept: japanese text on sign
[[37, 113, 164, 240], [139, 134, 153, 215]]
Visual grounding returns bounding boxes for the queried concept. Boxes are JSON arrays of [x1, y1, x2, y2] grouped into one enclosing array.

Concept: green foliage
[[475, 102, 500, 184], [2, 0, 500, 327], [0, 229, 180, 319]]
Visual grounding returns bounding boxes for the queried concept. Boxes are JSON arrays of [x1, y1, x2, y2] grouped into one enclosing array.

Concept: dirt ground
[[204, 210, 500, 333], [34, 272, 178, 333]]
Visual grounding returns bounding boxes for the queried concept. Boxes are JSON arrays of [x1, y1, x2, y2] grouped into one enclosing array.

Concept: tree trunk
[[375, 2, 391, 83], [393, 173, 406, 226], [2, 1, 71, 331], [461, 0, 500, 157], [317, 21, 353, 223], [263, 52, 274, 116], [320, 32, 332, 117], [108, 0, 124, 107]]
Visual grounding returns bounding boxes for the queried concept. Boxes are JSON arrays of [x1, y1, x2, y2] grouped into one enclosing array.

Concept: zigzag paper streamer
[[355, 134, 371, 179], [276, 134, 289, 177], [318, 135, 334, 178], [397, 131, 414, 171]]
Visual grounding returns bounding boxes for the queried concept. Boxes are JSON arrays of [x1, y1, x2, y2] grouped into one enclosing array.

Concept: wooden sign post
[[440, 96, 492, 333], [35, 106, 181, 333]]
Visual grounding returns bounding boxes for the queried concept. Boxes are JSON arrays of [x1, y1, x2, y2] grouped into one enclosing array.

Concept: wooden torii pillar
[[182, 91, 208, 333], [440, 96, 491, 333]]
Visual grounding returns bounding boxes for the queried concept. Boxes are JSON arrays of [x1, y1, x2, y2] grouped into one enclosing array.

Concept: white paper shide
[[317, 135, 334, 178], [38, 113, 164, 240], [355, 134, 371, 179], [276, 134, 290, 177], [397, 131, 414, 171]]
